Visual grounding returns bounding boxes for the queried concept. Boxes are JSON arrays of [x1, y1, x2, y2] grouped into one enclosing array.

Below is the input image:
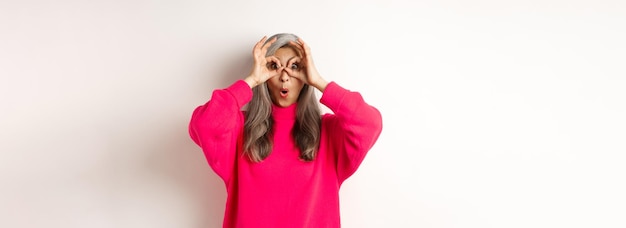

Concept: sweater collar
[[272, 103, 297, 120]]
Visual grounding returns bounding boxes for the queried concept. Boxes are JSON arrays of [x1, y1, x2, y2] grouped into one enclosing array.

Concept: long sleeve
[[189, 80, 252, 185], [320, 82, 383, 184]]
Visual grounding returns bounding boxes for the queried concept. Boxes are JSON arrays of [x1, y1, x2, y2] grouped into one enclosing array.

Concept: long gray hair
[[243, 33, 321, 162]]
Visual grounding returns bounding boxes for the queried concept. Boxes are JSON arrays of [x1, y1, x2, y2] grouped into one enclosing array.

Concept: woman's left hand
[[284, 38, 328, 92]]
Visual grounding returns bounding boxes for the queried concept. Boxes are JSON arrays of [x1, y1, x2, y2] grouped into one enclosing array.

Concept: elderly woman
[[189, 33, 382, 228]]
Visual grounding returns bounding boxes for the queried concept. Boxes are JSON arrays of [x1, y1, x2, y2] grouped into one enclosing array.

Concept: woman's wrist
[[311, 78, 328, 92], [244, 76, 259, 88]]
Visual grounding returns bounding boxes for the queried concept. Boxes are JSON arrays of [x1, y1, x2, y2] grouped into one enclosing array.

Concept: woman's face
[[266, 46, 305, 107]]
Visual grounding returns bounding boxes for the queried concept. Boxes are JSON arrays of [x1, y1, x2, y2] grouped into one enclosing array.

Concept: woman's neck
[[272, 103, 297, 120]]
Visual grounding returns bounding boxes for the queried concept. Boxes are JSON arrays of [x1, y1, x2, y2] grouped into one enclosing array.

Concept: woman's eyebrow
[[286, 56, 299, 62]]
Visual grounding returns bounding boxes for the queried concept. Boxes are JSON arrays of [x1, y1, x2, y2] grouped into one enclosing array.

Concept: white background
[[1, 0, 625, 227]]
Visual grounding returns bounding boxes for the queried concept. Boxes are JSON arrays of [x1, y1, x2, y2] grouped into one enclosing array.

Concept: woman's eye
[[268, 63, 278, 69], [290, 63, 299, 69]]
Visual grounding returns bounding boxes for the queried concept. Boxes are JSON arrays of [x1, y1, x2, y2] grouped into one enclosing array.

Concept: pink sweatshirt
[[189, 80, 382, 228]]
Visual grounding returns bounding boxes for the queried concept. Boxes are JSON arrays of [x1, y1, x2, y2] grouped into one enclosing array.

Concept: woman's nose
[[279, 70, 290, 82]]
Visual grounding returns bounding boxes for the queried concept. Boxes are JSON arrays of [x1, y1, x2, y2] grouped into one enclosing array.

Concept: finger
[[286, 57, 302, 69], [267, 66, 285, 78], [297, 38, 312, 56], [253, 36, 268, 53], [283, 67, 296, 77], [287, 41, 304, 57], [288, 40, 303, 48], [262, 37, 277, 49], [291, 38, 305, 47], [290, 40, 313, 67], [258, 36, 267, 46], [266, 56, 282, 67], [267, 55, 281, 62], [264, 56, 282, 71], [296, 38, 306, 48], [260, 37, 278, 55], [290, 39, 312, 62], [283, 67, 304, 80]]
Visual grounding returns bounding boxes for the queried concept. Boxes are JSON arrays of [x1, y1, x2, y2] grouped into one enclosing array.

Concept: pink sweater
[[189, 80, 382, 228]]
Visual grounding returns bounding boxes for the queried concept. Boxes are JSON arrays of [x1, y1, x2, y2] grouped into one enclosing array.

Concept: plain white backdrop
[[1, 0, 625, 227]]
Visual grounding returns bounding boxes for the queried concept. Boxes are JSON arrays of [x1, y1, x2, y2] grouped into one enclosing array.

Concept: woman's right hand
[[244, 36, 283, 88]]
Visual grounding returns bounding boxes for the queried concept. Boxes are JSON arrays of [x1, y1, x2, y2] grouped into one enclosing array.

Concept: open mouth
[[280, 88, 289, 97]]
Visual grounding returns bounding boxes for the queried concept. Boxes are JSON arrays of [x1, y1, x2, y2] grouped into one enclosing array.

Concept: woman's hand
[[285, 38, 329, 92], [244, 36, 284, 88]]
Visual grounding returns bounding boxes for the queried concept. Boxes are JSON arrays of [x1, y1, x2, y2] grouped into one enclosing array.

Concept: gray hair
[[243, 33, 321, 162], [263, 33, 299, 57]]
